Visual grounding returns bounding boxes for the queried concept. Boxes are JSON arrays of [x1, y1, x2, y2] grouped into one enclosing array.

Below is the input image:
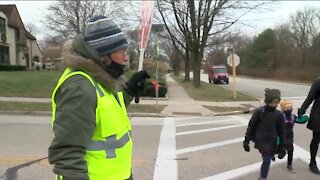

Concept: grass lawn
[[126, 104, 166, 113], [0, 71, 166, 98], [172, 75, 257, 102], [0, 101, 166, 114], [0, 102, 51, 111], [0, 71, 61, 98], [0, 71, 167, 113]]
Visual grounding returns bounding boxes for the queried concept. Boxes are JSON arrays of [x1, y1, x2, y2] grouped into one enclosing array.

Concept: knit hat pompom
[[264, 88, 281, 103], [279, 99, 293, 111], [84, 15, 128, 56]]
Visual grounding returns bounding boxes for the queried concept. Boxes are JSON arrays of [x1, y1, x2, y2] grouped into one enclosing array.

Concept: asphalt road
[[1, 114, 320, 180], [200, 73, 311, 98]]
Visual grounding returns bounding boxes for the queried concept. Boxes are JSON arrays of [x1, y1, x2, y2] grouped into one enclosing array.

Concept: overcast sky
[[1, 1, 320, 41]]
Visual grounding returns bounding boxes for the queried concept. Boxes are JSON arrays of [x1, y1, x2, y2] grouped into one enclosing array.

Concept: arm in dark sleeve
[[301, 79, 320, 111], [122, 88, 134, 107], [245, 109, 260, 142], [277, 113, 286, 147], [48, 75, 97, 180]]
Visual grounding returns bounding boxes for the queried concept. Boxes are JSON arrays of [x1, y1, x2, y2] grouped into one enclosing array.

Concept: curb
[[213, 108, 255, 116], [127, 112, 165, 117], [0, 110, 51, 116]]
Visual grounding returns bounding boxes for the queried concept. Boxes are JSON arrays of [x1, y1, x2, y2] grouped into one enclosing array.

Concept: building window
[[0, 45, 9, 64], [0, 17, 5, 35], [15, 28, 20, 41]]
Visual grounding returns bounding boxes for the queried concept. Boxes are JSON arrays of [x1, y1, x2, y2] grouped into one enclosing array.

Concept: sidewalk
[[160, 74, 261, 117], [161, 75, 213, 116], [0, 74, 262, 117]]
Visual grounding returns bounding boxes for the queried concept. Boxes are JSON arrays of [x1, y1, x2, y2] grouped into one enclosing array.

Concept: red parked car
[[208, 65, 229, 84]]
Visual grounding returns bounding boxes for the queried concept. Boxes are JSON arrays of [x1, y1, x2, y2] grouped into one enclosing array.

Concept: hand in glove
[[298, 108, 305, 117], [124, 70, 151, 97], [278, 148, 286, 159], [243, 141, 250, 152]]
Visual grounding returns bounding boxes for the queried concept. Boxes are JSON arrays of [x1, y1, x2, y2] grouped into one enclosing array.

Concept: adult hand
[[243, 141, 250, 152], [124, 70, 151, 97], [278, 150, 286, 159], [298, 108, 305, 117]]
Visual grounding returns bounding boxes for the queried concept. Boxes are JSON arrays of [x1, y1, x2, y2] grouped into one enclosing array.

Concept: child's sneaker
[[287, 165, 296, 173]]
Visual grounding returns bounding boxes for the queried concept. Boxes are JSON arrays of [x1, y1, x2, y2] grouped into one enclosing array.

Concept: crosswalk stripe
[[176, 124, 246, 136], [176, 119, 235, 127], [176, 137, 243, 155], [153, 117, 178, 180]]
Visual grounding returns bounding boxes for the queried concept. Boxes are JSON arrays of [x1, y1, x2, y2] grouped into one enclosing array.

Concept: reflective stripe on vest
[[88, 130, 131, 158]]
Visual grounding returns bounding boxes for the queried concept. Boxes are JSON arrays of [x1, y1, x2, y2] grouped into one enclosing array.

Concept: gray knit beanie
[[84, 15, 128, 56], [264, 88, 281, 103]]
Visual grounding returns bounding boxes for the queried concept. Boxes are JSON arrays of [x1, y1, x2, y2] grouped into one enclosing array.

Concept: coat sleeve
[[48, 75, 97, 180], [301, 79, 320, 111], [122, 89, 134, 107], [277, 112, 286, 147], [245, 109, 260, 142]]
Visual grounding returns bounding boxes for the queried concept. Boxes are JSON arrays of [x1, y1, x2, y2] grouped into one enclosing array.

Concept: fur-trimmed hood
[[60, 40, 123, 92]]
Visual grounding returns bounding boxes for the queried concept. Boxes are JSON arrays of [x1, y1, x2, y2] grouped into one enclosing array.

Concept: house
[[42, 46, 62, 70], [0, 4, 42, 69]]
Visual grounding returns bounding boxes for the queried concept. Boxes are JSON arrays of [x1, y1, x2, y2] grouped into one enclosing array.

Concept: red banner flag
[[138, 1, 154, 49]]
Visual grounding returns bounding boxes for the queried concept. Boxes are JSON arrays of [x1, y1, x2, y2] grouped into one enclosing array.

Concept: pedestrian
[[298, 78, 320, 175], [279, 99, 308, 173], [48, 15, 150, 180], [243, 88, 286, 180]]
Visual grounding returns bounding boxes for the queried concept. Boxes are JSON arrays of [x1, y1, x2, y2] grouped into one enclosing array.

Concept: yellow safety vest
[[52, 68, 132, 180]]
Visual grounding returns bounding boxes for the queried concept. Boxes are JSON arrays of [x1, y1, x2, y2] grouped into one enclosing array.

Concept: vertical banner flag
[[138, 0, 155, 71]]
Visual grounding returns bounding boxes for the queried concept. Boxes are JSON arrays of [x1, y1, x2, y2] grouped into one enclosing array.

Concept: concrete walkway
[[161, 75, 214, 116]]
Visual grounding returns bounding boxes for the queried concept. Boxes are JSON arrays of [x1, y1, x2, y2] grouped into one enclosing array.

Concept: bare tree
[[156, 0, 267, 87], [206, 32, 251, 67], [38, 35, 65, 50], [43, 0, 135, 38], [289, 6, 319, 66], [25, 23, 39, 36]]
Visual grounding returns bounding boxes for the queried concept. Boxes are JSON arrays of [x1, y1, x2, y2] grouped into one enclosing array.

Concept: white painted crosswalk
[[153, 114, 319, 180]]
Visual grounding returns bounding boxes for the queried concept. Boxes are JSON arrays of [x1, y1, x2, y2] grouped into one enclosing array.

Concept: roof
[[210, 65, 226, 68], [0, 5, 37, 43], [26, 31, 36, 40], [0, 5, 21, 28]]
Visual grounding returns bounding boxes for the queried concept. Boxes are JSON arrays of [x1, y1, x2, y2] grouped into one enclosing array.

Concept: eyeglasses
[[115, 49, 128, 56]]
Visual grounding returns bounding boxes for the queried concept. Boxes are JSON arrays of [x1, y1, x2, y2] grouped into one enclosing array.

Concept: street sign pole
[[155, 34, 159, 106], [227, 48, 240, 100], [151, 24, 164, 107], [232, 53, 237, 99], [138, 27, 145, 71]]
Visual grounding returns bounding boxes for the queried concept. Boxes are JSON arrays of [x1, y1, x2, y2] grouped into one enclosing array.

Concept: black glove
[[124, 70, 151, 97], [243, 141, 250, 152], [298, 108, 305, 117], [278, 150, 286, 159]]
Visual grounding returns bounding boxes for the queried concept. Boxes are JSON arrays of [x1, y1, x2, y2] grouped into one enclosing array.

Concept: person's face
[[284, 106, 293, 111], [109, 49, 128, 65], [267, 99, 280, 107]]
